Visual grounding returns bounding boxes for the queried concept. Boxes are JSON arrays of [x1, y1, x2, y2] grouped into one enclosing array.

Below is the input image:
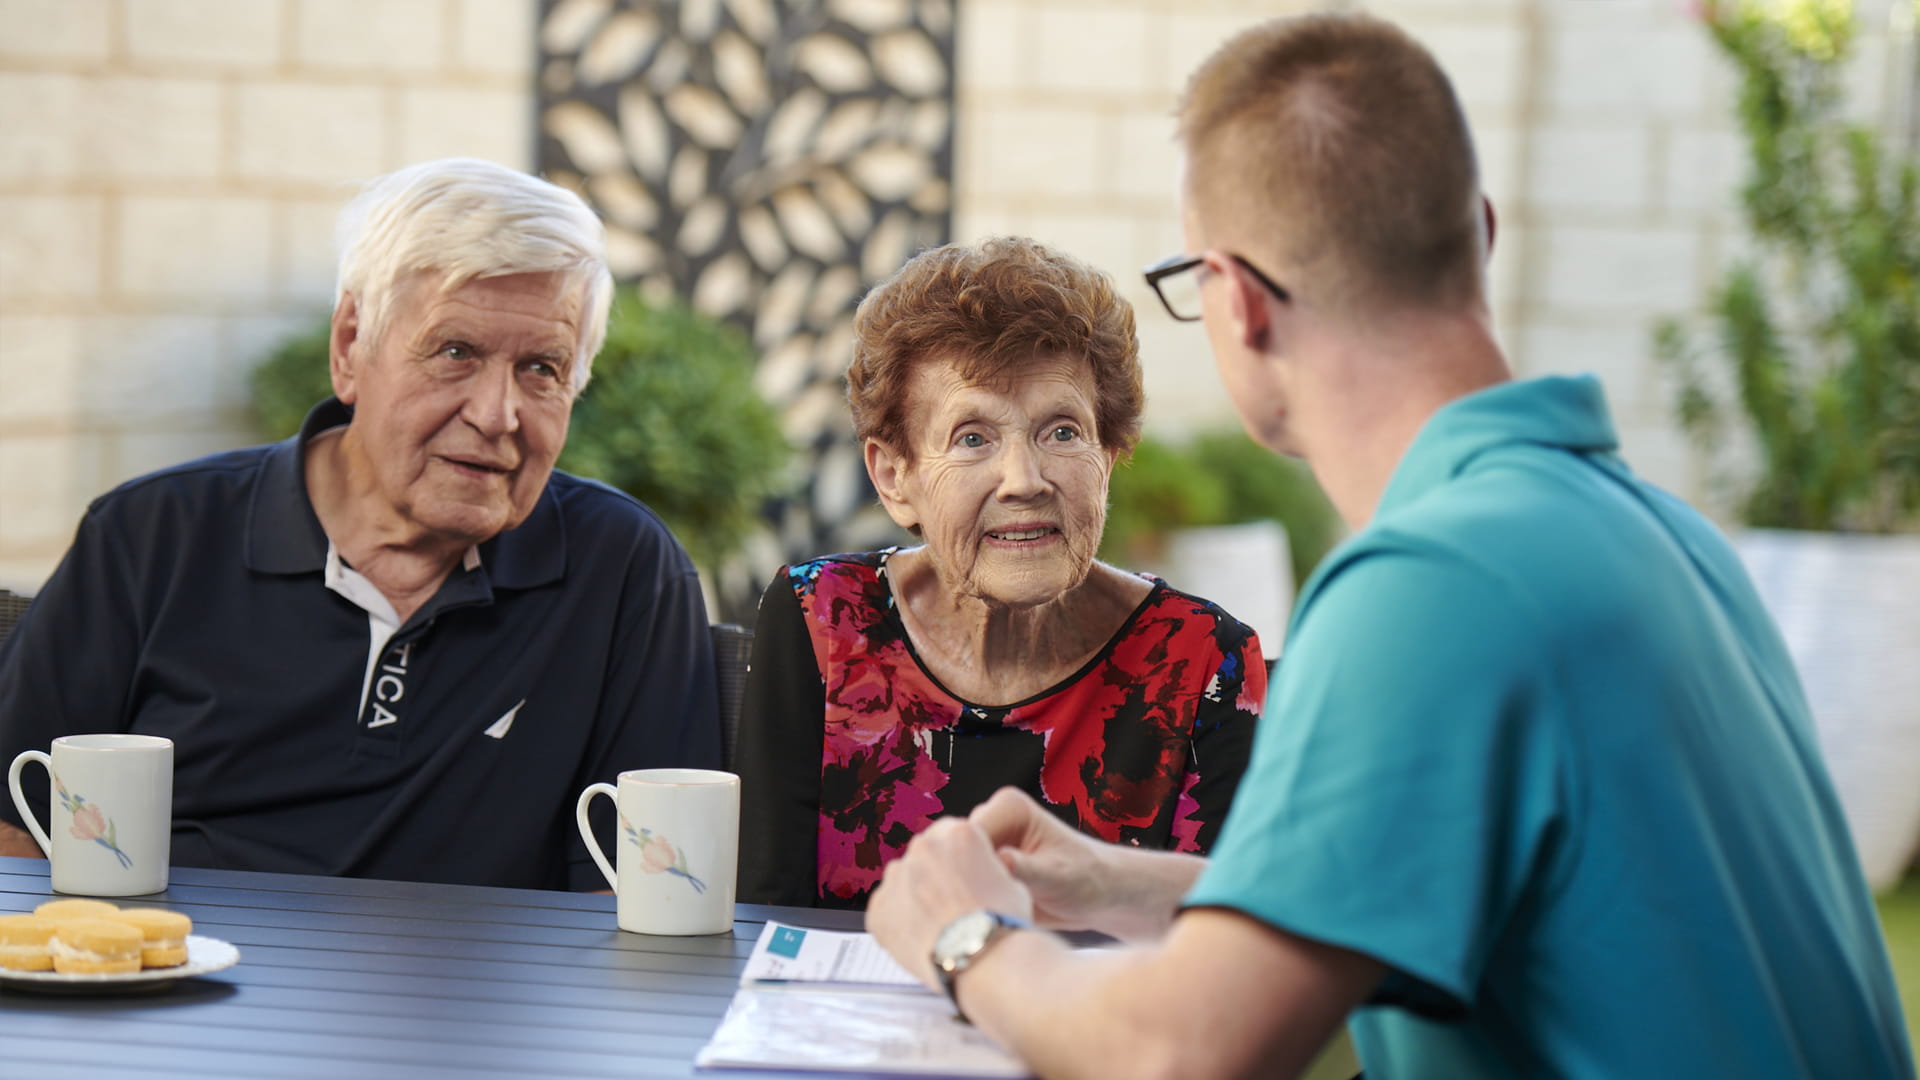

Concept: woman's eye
[[958, 432, 986, 449], [1050, 426, 1079, 442]]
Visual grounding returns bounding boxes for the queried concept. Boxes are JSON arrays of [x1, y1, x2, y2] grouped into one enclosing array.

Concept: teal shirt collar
[[1376, 375, 1620, 518]]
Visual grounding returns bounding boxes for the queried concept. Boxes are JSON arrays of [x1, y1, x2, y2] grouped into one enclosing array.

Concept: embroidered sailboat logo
[[483, 700, 524, 740]]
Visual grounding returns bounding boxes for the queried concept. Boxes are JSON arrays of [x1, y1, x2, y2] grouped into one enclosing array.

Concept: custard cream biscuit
[[49, 917, 143, 975], [108, 908, 192, 968], [33, 898, 121, 921], [0, 914, 58, 972]]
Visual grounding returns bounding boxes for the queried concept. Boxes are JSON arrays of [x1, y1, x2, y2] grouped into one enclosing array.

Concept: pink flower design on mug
[[639, 833, 677, 874], [53, 772, 133, 870], [619, 811, 707, 894], [70, 802, 106, 842]]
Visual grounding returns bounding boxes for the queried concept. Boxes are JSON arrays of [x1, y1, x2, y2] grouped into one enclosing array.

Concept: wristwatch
[[931, 910, 1031, 1017]]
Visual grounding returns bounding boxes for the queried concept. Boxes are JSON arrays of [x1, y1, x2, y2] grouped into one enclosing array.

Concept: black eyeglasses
[[1143, 252, 1290, 322]]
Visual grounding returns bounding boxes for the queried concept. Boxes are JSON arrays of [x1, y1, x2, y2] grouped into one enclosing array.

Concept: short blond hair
[[1177, 14, 1483, 314]]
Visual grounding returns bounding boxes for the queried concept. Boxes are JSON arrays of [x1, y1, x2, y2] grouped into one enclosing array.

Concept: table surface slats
[[0, 856, 888, 1079]]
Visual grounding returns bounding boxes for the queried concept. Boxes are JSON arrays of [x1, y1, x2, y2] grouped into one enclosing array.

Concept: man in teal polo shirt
[[863, 13, 1912, 1079]]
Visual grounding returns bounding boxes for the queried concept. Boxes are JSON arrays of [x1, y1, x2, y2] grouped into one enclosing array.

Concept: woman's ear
[[864, 439, 920, 533]]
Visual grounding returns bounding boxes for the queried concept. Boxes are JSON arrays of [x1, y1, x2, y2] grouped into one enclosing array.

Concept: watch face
[[934, 911, 997, 967]]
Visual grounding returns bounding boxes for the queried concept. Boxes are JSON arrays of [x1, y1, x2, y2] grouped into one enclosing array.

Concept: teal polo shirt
[[1186, 376, 1912, 1078]]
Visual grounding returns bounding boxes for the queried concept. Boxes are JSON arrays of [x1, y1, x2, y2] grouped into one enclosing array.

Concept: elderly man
[[864, 15, 1912, 1080], [0, 158, 720, 891]]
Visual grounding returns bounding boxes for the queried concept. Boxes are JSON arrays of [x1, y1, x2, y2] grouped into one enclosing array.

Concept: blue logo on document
[[769, 926, 807, 958]]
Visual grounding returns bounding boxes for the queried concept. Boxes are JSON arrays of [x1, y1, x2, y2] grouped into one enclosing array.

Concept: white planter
[[1162, 521, 1294, 658], [1736, 529, 1920, 891]]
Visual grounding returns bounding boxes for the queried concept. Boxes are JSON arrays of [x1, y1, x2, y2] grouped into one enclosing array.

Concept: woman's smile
[[984, 525, 1061, 547]]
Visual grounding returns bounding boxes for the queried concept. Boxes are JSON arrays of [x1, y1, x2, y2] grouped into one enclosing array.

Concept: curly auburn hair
[[847, 237, 1143, 459]]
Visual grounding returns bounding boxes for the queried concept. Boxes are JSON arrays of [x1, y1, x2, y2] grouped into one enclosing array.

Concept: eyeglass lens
[[1154, 264, 1204, 321]]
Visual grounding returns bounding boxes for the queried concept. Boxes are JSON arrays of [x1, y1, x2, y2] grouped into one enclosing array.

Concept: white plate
[[0, 934, 240, 992]]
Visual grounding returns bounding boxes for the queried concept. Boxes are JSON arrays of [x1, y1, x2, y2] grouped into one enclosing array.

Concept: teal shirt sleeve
[[1184, 538, 1573, 1014]]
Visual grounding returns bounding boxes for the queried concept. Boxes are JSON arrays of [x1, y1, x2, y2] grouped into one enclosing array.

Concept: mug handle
[[6, 750, 55, 858], [575, 782, 619, 891]]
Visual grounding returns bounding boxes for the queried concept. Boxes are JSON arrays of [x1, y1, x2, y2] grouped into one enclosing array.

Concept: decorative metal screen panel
[[536, 0, 955, 609]]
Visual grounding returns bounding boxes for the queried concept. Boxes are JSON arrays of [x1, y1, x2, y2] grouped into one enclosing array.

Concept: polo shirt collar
[[1376, 375, 1619, 518], [244, 398, 343, 575], [483, 478, 566, 589], [243, 397, 567, 589]]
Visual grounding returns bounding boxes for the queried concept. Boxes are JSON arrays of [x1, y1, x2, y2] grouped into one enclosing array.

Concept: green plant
[[1101, 431, 1342, 589], [558, 292, 788, 568], [248, 290, 790, 573], [1877, 871, 1920, 1050], [1656, 0, 1920, 532], [1187, 431, 1346, 586], [250, 320, 334, 441], [1100, 437, 1228, 563]]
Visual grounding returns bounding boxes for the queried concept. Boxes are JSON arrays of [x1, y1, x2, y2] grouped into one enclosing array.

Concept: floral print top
[[736, 549, 1266, 908]]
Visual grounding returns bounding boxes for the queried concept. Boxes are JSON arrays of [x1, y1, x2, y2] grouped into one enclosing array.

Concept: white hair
[[334, 158, 613, 391]]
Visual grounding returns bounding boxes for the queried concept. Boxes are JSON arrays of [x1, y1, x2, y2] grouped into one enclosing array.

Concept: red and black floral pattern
[[736, 549, 1264, 908]]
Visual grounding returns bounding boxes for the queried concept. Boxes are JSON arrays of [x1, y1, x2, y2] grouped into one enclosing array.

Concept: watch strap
[[933, 910, 1031, 1020]]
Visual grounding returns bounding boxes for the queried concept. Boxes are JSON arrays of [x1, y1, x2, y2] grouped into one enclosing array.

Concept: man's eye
[[526, 360, 561, 380], [439, 342, 475, 361]]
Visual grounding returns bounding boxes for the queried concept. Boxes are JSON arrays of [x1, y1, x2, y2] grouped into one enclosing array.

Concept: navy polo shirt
[[0, 399, 721, 890]]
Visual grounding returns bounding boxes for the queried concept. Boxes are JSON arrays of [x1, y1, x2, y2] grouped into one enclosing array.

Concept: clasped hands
[[866, 786, 1119, 991]]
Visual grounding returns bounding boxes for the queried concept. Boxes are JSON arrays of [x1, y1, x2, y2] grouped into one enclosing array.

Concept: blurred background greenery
[[1881, 879, 1920, 1041], [1101, 430, 1345, 590], [1657, 0, 1920, 534]]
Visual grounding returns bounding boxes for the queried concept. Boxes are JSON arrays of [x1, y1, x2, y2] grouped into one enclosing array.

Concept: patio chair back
[[0, 589, 30, 651], [710, 622, 753, 769]]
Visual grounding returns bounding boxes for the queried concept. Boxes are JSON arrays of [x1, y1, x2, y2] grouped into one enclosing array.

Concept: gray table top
[[0, 855, 873, 1079]]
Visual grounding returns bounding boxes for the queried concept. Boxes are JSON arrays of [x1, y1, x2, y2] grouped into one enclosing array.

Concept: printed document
[[696, 921, 1032, 1077], [738, 921, 922, 988]]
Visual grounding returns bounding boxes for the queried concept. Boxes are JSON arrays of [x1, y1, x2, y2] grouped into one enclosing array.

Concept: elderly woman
[[736, 237, 1265, 908]]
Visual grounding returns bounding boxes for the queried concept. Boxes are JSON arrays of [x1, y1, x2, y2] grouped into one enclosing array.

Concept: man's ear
[[864, 439, 920, 533], [1482, 195, 1498, 261], [1214, 254, 1274, 353], [329, 293, 363, 405]]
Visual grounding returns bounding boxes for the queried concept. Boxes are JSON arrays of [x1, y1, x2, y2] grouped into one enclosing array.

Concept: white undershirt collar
[[323, 541, 482, 722]]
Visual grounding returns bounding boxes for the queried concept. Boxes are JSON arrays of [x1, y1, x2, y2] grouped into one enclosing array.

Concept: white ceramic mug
[[8, 734, 173, 896], [577, 768, 738, 935]]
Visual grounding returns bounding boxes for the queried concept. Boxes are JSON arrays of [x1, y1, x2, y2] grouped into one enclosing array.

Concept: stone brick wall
[[1, 0, 1911, 590], [0, 0, 535, 587]]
